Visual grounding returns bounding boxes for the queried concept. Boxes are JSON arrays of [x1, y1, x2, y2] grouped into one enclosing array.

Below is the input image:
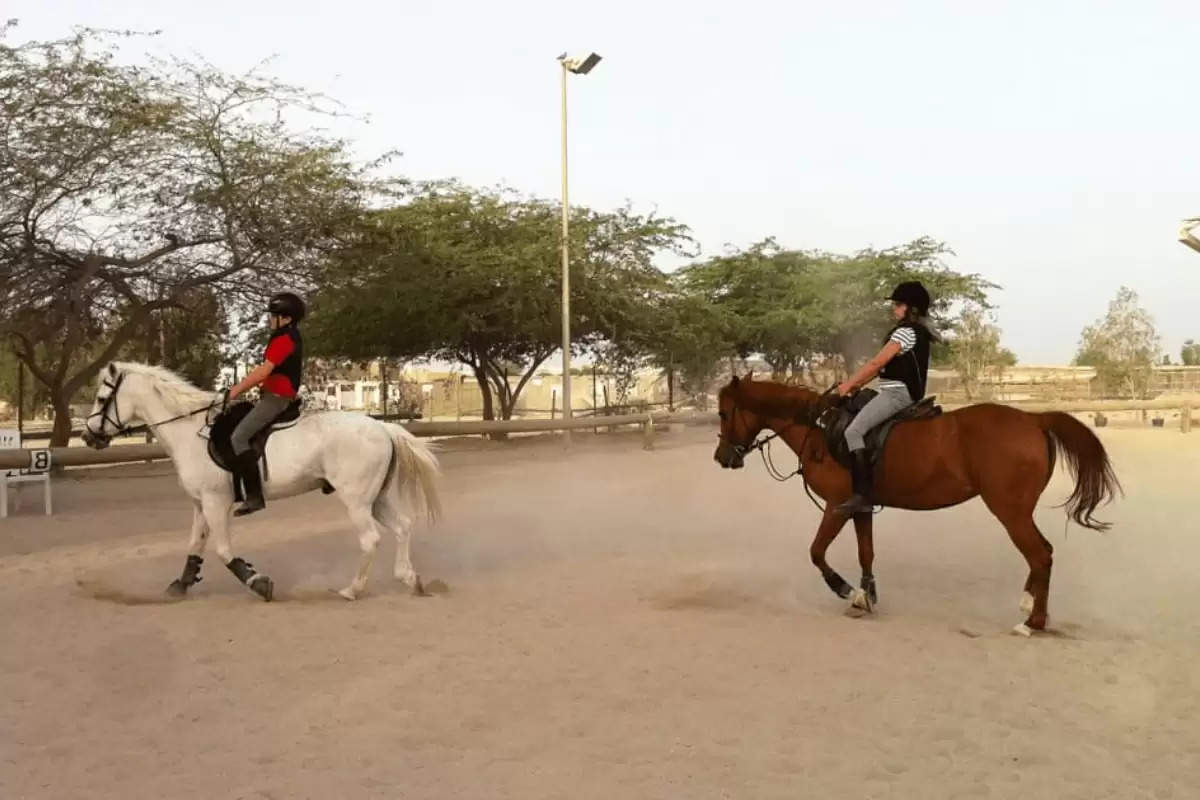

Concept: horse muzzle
[[81, 430, 111, 450], [713, 442, 745, 470]]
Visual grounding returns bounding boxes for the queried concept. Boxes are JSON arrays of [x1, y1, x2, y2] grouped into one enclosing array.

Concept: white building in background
[[322, 379, 412, 412]]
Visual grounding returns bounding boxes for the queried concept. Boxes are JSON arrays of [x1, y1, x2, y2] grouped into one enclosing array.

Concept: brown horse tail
[[1037, 412, 1123, 531]]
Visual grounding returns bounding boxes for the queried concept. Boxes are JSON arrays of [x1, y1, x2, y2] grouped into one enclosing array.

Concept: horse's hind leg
[[374, 493, 421, 593], [338, 503, 383, 601], [985, 499, 1053, 633], [1017, 527, 1057, 615], [1009, 519, 1052, 633]]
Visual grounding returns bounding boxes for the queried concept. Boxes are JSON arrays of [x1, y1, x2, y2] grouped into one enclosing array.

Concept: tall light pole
[[1180, 218, 1200, 253], [558, 51, 601, 444]]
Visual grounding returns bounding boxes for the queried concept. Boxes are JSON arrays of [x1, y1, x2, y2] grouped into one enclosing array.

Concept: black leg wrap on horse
[[181, 554, 204, 585], [167, 555, 204, 595], [226, 557, 273, 601], [861, 574, 877, 605], [824, 570, 853, 599], [226, 556, 256, 583]]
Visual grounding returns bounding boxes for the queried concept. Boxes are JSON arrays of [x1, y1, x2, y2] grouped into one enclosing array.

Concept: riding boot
[[835, 450, 874, 516], [233, 451, 266, 517]]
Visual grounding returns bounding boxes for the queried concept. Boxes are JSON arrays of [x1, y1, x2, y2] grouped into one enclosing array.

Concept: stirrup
[[836, 494, 873, 515], [234, 498, 265, 517]]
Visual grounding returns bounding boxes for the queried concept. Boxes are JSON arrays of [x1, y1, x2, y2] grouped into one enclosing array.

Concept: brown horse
[[712, 374, 1121, 635]]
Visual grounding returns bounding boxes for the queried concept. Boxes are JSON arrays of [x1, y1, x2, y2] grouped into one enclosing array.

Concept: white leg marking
[[390, 513, 417, 587], [849, 587, 872, 612], [1019, 591, 1035, 615], [340, 505, 382, 599]]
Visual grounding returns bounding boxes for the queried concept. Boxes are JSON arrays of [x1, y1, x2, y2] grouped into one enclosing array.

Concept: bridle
[[87, 372, 128, 442], [86, 369, 221, 445], [718, 387, 840, 511]]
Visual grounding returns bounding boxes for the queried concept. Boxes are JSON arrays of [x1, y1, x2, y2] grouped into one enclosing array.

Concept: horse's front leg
[[852, 512, 877, 612], [809, 507, 853, 600], [166, 500, 210, 596], [207, 493, 274, 602]]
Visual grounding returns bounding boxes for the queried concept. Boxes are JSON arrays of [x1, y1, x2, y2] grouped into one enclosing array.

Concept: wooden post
[[16, 360, 24, 436], [1183, 404, 1192, 434], [550, 388, 557, 420], [381, 359, 388, 419], [592, 364, 598, 435], [642, 412, 655, 450]]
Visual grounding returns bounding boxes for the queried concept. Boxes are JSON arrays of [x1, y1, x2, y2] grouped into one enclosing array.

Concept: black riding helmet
[[267, 292, 306, 323], [887, 281, 930, 316]]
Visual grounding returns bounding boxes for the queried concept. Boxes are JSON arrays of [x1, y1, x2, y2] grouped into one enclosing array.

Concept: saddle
[[204, 399, 312, 502], [817, 388, 942, 470]]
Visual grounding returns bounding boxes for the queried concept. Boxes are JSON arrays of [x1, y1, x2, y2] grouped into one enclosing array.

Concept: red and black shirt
[[262, 325, 303, 398]]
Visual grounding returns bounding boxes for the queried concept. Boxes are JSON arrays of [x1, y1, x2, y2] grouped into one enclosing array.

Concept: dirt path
[[2, 427, 1197, 799]]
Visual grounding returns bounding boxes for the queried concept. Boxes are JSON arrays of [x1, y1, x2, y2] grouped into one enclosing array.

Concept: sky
[[9, 0, 1200, 364]]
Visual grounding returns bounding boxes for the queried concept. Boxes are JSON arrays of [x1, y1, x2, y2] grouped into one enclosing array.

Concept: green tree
[[1181, 340, 1200, 366], [678, 236, 995, 381], [944, 305, 1017, 400], [627, 282, 733, 409], [1073, 286, 1161, 398], [311, 183, 692, 421], [121, 288, 227, 388], [0, 24, 389, 444]]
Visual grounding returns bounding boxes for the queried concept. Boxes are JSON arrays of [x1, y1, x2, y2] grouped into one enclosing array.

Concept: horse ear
[[107, 363, 117, 377], [731, 375, 740, 388]]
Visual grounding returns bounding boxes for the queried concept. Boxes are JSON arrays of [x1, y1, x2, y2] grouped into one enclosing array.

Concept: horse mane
[[110, 361, 215, 413], [728, 379, 822, 420]]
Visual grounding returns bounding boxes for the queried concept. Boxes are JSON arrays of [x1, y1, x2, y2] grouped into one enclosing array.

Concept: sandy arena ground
[[2, 424, 1198, 799]]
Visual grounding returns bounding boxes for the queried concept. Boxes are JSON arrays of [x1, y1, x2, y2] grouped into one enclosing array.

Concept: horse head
[[82, 363, 128, 449], [713, 373, 829, 469], [714, 373, 765, 469]]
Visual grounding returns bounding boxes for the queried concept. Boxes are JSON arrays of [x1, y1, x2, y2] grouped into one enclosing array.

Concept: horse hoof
[[1012, 623, 1033, 637], [337, 587, 357, 601], [412, 576, 429, 597], [861, 578, 878, 606], [1019, 592, 1035, 615], [166, 580, 187, 597], [850, 587, 872, 612], [248, 575, 273, 602]]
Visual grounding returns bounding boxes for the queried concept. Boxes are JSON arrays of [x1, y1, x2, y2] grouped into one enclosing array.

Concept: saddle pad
[[821, 393, 942, 470]]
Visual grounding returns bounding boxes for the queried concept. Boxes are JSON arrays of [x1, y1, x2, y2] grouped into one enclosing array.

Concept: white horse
[[81, 362, 442, 601]]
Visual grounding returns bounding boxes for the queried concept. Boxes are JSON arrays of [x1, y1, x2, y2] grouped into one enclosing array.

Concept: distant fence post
[[642, 413, 655, 450], [1183, 404, 1192, 434]]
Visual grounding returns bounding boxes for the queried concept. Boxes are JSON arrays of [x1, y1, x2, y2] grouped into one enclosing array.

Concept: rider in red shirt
[[225, 292, 306, 516]]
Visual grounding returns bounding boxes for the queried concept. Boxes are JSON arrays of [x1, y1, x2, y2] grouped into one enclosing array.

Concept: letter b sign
[[29, 450, 52, 473]]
